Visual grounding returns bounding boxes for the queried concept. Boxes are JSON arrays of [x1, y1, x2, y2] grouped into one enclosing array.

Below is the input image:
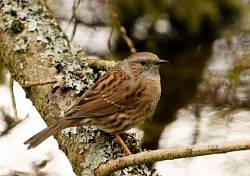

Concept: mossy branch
[[96, 140, 250, 176], [0, 0, 151, 175]]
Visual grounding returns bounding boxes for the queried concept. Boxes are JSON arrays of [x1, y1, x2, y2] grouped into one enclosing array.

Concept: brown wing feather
[[64, 67, 144, 118]]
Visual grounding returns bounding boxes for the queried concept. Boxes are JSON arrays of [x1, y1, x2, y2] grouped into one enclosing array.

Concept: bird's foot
[[115, 134, 132, 155]]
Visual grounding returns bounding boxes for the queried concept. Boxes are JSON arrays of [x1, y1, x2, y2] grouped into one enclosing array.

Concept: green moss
[[228, 71, 240, 85]]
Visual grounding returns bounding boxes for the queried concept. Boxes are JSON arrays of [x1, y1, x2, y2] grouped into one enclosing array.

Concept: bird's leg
[[115, 134, 132, 155], [121, 132, 136, 139]]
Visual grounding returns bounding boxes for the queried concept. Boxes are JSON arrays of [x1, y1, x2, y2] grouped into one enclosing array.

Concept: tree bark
[[0, 0, 153, 175]]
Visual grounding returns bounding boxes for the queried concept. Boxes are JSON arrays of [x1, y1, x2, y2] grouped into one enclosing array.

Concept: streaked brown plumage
[[24, 52, 167, 151]]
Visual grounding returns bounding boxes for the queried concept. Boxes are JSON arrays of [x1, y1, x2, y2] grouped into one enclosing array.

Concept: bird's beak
[[155, 59, 169, 65]]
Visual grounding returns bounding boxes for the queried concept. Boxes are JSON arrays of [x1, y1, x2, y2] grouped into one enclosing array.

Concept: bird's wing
[[64, 68, 145, 118]]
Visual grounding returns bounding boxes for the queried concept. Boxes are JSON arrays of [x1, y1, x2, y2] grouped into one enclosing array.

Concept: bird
[[24, 52, 167, 154]]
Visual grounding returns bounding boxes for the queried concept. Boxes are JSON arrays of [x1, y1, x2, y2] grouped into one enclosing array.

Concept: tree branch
[[111, 11, 136, 54], [9, 75, 18, 122], [96, 140, 250, 176], [0, 0, 152, 175]]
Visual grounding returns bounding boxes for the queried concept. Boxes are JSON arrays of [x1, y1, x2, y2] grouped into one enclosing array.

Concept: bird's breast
[[139, 78, 161, 118]]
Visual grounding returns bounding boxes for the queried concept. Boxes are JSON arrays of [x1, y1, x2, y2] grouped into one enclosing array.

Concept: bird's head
[[123, 52, 168, 78]]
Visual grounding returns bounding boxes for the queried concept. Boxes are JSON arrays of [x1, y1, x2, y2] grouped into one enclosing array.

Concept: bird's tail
[[24, 119, 65, 149]]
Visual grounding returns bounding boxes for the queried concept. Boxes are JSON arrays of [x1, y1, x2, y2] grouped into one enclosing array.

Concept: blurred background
[[1, 0, 250, 175]]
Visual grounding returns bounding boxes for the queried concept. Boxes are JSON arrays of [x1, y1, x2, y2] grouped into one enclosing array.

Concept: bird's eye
[[138, 61, 147, 66]]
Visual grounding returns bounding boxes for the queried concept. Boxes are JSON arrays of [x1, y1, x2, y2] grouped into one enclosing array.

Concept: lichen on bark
[[0, 0, 155, 175]]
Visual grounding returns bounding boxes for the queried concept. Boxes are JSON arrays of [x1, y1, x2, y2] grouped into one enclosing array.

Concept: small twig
[[70, 0, 80, 41], [22, 79, 58, 88], [96, 140, 250, 176], [108, 26, 114, 53], [111, 12, 136, 54], [9, 76, 18, 122], [119, 25, 137, 54], [192, 103, 201, 144], [0, 108, 21, 137], [107, 0, 114, 54], [86, 58, 118, 70], [115, 134, 132, 155]]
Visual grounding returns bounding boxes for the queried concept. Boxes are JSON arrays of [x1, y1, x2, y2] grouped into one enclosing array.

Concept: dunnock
[[24, 52, 167, 154]]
